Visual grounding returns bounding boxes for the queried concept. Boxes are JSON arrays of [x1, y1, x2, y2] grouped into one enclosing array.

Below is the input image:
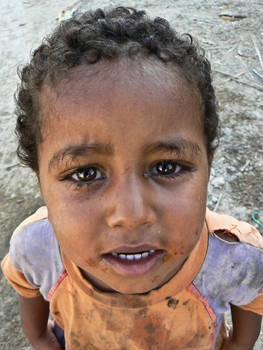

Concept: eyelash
[[59, 160, 193, 189]]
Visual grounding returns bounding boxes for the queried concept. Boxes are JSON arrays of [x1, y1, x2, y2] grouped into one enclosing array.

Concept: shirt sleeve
[[238, 288, 263, 315], [1, 254, 40, 298], [1, 210, 64, 301]]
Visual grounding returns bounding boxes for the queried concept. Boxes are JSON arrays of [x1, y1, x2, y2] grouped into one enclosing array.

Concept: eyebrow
[[48, 137, 201, 172], [143, 138, 201, 158], [48, 142, 113, 171]]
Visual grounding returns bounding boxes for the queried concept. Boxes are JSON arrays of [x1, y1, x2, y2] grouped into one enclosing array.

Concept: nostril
[[107, 216, 155, 230]]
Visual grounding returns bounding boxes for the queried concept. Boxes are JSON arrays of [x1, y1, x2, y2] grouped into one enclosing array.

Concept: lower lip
[[102, 250, 165, 276]]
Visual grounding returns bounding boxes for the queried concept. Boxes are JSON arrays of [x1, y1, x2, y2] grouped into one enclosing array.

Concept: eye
[[155, 161, 181, 175], [62, 166, 105, 184], [150, 160, 190, 178], [72, 167, 100, 182]]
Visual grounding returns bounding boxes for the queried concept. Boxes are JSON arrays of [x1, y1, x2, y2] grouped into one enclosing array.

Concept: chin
[[114, 282, 158, 295]]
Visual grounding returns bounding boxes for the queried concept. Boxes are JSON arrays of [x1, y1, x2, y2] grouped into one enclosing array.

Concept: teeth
[[111, 250, 156, 261], [126, 254, 134, 261], [134, 254, 142, 260]]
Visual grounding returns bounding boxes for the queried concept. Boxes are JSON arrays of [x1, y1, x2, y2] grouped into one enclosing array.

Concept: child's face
[[38, 59, 209, 294]]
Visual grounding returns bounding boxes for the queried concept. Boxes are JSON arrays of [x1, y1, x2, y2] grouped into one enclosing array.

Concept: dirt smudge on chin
[[151, 274, 160, 283]]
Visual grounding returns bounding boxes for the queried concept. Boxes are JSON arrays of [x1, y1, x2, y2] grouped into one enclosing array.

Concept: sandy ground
[[0, 0, 262, 349]]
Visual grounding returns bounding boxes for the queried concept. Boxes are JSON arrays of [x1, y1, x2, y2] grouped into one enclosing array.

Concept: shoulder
[[205, 208, 263, 248], [10, 207, 64, 299], [193, 209, 263, 310], [10, 207, 57, 269]]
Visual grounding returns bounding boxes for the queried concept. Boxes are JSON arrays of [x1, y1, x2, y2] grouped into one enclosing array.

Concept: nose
[[106, 175, 156, 230]]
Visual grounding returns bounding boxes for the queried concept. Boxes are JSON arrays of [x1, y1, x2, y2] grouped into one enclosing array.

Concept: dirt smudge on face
[[162, 253, 170, 263], [84, 258, 97, 267]]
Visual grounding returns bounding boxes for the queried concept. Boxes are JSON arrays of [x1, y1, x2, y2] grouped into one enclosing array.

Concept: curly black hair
[[15, 6, 218, 172]]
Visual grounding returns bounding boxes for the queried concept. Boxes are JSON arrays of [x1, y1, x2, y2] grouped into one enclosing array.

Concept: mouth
[[102, 248, 165, 276]]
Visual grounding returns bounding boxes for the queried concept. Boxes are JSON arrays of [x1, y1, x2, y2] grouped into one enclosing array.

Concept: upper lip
[[103, 244, 163, 255]]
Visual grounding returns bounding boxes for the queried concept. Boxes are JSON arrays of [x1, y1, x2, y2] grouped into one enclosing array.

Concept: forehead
[[39, 58, 203, 149]]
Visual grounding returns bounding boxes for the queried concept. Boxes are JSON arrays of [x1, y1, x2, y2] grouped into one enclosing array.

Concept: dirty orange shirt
[[2, 207, 263, 350]]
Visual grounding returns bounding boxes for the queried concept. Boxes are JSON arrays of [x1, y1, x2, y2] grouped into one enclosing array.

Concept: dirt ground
[[0, 0, 262, 349]]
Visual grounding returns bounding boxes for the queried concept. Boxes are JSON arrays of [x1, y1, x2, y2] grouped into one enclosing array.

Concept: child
[[1, 6, 263, 350]]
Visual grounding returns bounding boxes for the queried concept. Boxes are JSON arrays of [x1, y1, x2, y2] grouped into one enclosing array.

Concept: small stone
[[227, 166, 236, 174], [213, 176, 225, 188], [212, 196, 218, 203]]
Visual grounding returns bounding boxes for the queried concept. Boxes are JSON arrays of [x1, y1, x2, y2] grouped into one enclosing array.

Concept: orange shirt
[[2, 208, 263, 350]]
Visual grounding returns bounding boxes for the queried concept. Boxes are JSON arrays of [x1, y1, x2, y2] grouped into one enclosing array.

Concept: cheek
[[46, 194, 105, 258], [158, 184, 207, 251], [45, 183, 104, 227]]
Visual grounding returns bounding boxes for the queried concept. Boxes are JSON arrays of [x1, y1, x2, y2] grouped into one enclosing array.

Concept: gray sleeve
[[10, 219, 64, 301], [194, 234, 263, 313]]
